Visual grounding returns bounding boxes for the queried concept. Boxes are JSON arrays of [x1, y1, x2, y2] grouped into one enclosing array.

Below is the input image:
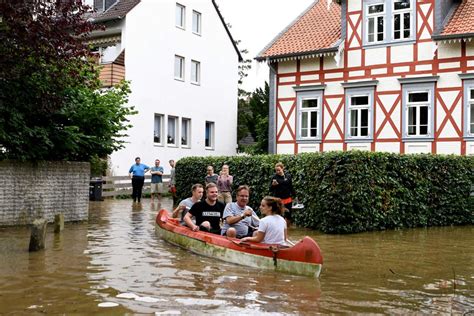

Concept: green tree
[[0, 0, 136, 162], [239, 83, 270, 154]]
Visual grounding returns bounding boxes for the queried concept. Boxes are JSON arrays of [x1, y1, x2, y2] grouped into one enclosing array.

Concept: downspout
[[268, 62, 277, 154]]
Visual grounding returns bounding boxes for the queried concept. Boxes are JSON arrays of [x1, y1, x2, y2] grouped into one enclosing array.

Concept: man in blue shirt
[[150, 159, 164, 202], [128, 157, 149, 203]]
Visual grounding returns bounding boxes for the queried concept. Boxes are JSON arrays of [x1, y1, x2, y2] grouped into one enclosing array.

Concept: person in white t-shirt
[[241, 196, 288, 245]]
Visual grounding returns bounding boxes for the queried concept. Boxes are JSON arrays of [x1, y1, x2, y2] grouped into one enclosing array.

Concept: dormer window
[[94, 0, 117, 13], [363, 0, 415, 46]]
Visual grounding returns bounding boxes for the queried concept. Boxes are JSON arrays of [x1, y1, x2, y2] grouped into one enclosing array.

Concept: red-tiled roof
[[440, 0, 474, 38], [257, 0, 341, 61], [94, 0, 140, 22]]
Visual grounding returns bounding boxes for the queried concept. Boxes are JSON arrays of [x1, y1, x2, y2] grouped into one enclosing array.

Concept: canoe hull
[[155, 209, 322, 278]]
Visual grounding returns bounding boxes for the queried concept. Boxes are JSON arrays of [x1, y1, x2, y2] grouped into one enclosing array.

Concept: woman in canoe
[[241, 196, 287, 246]]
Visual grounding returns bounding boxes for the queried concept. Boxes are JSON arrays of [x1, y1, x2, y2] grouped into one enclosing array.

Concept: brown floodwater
[[0, 198, 472, 315]]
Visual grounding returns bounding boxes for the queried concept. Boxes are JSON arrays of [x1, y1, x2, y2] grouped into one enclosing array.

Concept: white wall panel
[[405, 142, 431, 154], [436, 142, 460, 155], [365, 47, 386, 66], [376, 142, 400, 153], [391, 44, 413, 63], [277, 143, 295, 154]]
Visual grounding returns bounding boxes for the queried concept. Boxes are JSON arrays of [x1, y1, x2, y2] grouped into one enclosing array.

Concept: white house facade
[[257, 0, 474, 156], [88, 0, 241, 175]]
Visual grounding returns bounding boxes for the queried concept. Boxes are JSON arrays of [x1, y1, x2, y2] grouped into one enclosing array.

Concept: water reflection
[[0, 198, 472, 314]]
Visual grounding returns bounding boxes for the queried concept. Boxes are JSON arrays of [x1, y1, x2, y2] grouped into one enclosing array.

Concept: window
[[349, 96, 370, 137], [402, 83, 434, 140], [296, 92, 322, 140], [167, 116, 178, 146], [175, 3, 185, 29], [366, 3, 385, 44], [181, 118, 191, 147], [192, 10, 201, 35], [393, 0, 411, 40], [174, 55, 184, 80], [464, 82, 474, 138], [191, 60, 200, 84], [154, 114, 164, 145], [345, 88, 374, 140], [363, 0, 414, 46], [407, 92, 429, 136], [205, 121, 214, 149]]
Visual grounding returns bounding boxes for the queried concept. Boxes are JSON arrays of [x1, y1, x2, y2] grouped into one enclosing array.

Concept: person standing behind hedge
[[217, 164, 233, 205], [270, 162, 295, 224], [205, 165, 218, 185]]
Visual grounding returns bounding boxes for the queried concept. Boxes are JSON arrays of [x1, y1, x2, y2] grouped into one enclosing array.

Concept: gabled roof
[[90, 0, 242, 61], [93, 0, 141, 23], [256, 0, 341, 61], [435, 0, 474, 40]]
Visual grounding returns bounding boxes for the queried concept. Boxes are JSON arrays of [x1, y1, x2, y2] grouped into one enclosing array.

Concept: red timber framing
[[274, 0, 472, 155]]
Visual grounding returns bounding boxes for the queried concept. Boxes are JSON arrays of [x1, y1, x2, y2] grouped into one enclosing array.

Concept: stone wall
[[0, 161, 89, 226]]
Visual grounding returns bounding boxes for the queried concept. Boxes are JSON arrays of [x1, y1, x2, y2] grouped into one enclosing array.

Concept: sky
[[215, 0, 315, 92]]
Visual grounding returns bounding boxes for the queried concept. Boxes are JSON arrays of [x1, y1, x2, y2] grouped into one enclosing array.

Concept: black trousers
[[132, 176, 145, 201]]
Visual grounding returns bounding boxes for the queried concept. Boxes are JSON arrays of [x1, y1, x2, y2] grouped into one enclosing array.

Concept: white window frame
[[366, 2, 386, 44], [154, 114, 164, 145], [192, 10, 202, 35], [174, 55, 184, 81], [345, 87, 374, 141], [175, 3, 185, 29], [406, 91, 430, 137], [402, 83, 434, 140], [296, 91, 322, 141], [167, 116, 179, 146], [181, 118, 191, 147], [392, 0, 412, 41], [191, 60, 201, 85], [363, 0, 415, 47], [464, 80, 474, 138], [205, 121, 215, 149]]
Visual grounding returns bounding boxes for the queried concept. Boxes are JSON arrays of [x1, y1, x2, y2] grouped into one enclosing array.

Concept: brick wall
[[0, 161, 90, 226]]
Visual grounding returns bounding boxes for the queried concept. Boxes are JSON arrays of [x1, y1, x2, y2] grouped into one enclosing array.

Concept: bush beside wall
[[175, 152, 474, 234]]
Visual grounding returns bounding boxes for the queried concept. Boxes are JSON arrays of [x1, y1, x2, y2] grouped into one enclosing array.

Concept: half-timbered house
[[257, 0, 474, 155]]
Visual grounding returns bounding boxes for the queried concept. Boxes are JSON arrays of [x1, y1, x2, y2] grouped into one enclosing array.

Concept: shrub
[[175, 151, 473, 234]]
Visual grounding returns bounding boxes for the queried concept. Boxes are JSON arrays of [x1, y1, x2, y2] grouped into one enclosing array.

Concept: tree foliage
[[238, 83, 269, 154], [0, 0, 136, 161]]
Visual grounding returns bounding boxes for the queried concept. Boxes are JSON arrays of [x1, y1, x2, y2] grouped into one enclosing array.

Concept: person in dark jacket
[[269, 162, 295, 224]]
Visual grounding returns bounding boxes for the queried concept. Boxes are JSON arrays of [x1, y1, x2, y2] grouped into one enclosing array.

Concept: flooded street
[[0, 198, 473, 314]]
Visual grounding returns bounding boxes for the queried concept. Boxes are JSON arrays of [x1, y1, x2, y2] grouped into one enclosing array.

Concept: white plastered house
[[87, 0, 242, 174]]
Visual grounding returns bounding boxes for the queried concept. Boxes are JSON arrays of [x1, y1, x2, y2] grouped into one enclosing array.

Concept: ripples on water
[[0, 198, 472, 314]]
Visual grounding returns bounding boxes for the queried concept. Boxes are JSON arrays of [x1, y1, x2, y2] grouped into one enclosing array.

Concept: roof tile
[[257, 0, 341, 60], [441, 0, 474, 37], [94, 0, 140, 22]]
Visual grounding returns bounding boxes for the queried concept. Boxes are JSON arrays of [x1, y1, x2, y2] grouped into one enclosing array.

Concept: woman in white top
[[241, 196, 288, 245]]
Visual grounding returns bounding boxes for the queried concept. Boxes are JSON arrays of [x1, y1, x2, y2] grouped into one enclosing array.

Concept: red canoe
[[155, 209, 323, 278]]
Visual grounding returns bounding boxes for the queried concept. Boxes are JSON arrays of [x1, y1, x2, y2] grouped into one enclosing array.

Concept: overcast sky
[[215, 0, 315, 92]]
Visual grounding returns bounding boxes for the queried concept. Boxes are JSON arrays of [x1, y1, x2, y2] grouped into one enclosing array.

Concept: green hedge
[[175, 151, 474, 234]]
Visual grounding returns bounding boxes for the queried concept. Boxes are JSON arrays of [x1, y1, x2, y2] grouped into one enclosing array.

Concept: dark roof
[[93, 0, 140, 23], [434, 0, 474, 40], [256, 0, 341, 61]]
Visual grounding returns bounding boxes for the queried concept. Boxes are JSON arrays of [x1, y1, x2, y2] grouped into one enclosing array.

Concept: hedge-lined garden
[[175, 151, 474, 234]]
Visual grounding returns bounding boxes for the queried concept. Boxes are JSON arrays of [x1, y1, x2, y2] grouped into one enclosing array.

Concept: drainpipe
[[268, 62, 277, 154]]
